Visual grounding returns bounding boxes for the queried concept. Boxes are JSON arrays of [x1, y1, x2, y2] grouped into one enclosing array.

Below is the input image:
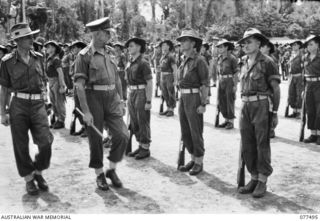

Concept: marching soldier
[[125, 37, 153, 160], [286, 40, 304, 119], [216, 39, 239, 129], [159, 40, 177, 117], [74, 17, 129, 190], [0, 23, 53, 195], [176, 29, 209, 175], [44, 41, 67, 129], [237, 28, 281, 198], [302, 35, 320, 145]]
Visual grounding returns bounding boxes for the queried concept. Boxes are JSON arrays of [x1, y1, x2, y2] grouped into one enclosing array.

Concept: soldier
[[260, 40, 279, 138], [125, 37, 153, 160], [302, 35, 320, 145], [152, 42, 162, 98], [215, 39, 239, 129], [159, 40, 177, 117], [44, 41, 67, 129], [201, 42, 213, 104], [237, 28, 281, 198], [176, 29, 209, 175], [0, 23, 53, 195], [74, 17, 129, 190], [209, 37, 220, 88], [113, 42, 127, 102], [70, 41, 87, 137], [61, 43, 74, 95], [286, 40, 304, 119]]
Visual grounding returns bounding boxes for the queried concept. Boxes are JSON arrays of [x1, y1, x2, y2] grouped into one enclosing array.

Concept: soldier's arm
[[0, 61, 11, 115], [198, 58, 209, 105], [115, 71, 123, 100], [267, 59, 281, 112], [142, 61, 153, 102], [270, 80, 280, 112], [0, 86, 8, 115], [146, 79, 153, 102], [171, 56, 178, 84]]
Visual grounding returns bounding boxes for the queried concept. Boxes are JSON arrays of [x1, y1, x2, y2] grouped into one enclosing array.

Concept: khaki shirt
[[217, 53, 239, 77], [74, 43, 117, 85], [289, 52, 303, 75], [178, 52, 209, 89], [240, 51, 280, 96], [0, 50, 46, 94], [305, 53, 320, 77]]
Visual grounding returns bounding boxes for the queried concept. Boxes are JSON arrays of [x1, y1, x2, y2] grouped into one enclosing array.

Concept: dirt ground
[[0, 80, 319, 214]]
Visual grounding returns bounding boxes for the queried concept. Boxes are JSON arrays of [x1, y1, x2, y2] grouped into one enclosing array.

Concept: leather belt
[[161, 72, 172, 75], [129, 85, 146, 90], [219, 74, 233, 79], [180, 88, 200, 94], [241, 95, 268, 102], [291, 73, 302, 77], [306, 77, 320, 82], [86, 84, 115, 91], [14, 92, 43, 100]]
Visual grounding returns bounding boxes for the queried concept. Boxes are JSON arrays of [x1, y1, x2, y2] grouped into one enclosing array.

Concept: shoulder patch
[[79, 46, 90, 56], [1, 52, 14, 62]]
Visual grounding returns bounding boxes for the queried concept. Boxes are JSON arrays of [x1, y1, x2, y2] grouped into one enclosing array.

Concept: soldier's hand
[[272, 113, 278, 128], [83, 112, 94, 127], [1, 114, 10, 126], [145, 103, 152, 111], [197, 105, 206, 114]]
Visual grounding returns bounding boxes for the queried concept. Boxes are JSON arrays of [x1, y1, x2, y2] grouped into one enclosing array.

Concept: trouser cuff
[[24, 173, 34, 182], [251, 174, 258, 181], [95, 168, 104, 176], [194, 156, 203, 165], [258, 174, 268, 183], [311, 130, 317, 135], [140, 143, 150, 150]]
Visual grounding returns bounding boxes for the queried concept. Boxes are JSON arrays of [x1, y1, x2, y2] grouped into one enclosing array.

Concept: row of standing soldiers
[[0, 18, 320, 199]]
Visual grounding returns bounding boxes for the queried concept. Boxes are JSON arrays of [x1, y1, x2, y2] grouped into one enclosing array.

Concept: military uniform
[[304, 52, 320, 143], [0, 46, 53, 193], [126, 54, 153, 153], [159, 51, 176, 115], [288, 51, 303, 116], [74, 43, 129, 168], [217, 53, 239, 127], [115, 52, 127, 101]]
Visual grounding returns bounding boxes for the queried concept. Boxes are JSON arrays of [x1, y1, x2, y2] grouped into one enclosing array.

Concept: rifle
[[125, 107, 133, 155], [214, 83, 220, 127], [159, 95, 164, 113], [69, 109, 76, 135], [284, 103, 289, 117], [299, 93, 306, 142], [177, 138, 185, 170], [237, 144, 245, 188]]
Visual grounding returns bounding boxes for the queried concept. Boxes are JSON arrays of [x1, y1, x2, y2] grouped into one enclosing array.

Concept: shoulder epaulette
[[1, 52, 14, 62], [79, 46, 90, 56]]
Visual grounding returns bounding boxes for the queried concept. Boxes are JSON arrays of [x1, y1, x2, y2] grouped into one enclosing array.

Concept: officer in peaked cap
[[74, 17, 129, 191], [176, 29, 209, 175], [302, 35, 320, 145], [237, 28, 281, 198], [0, 23, 53, 195]]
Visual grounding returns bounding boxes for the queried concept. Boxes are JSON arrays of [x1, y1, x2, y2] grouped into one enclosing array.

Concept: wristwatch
[[146, 101, 151, 104]]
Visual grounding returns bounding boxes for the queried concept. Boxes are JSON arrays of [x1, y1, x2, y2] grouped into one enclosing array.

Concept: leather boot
[[178, 161, 195, 172], [135, 148, 150, 160], [26, 180, 39, 195], [252, 181, 267, 198], [96, 173, 109, 191], [238, 179, 258, 194], [218, 122, 228, 128], [34, 174, 49, 191], [225, 122, 234, 130], [189, 163, 203, 176], [304, 135, 317, 143], [128, 147, 141, 157], [106, 169, 123, 188]]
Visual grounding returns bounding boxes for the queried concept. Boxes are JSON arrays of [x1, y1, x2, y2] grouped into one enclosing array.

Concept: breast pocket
[[10, 68, 26, 89], [88, 60, 99, 83], [250, 71, 265, 91]]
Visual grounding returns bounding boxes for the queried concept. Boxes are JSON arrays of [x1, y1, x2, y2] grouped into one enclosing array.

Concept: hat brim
[[0, 47, 8, 53], [176, 36, 203, 51], [12, 29, 40, 40], [125, 37, 146, 53], [303, 36, 320, 47], [45, 41, 62, 54], [71, 42, 87, 49], [237, 33, 268, 45], [290, 41, 303, 46]]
